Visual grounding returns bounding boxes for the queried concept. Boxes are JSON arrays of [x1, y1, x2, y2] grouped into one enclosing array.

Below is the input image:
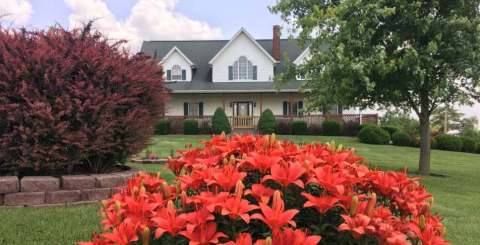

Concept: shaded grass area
[[0, 135, 478, 244]]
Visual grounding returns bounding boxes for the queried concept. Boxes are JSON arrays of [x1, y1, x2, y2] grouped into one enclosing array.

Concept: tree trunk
[[418, 113, 431, 175]]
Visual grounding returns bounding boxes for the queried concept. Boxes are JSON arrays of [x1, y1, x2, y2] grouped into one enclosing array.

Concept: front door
[[232, 102, 255, 128], [236, 102, 250, 116]]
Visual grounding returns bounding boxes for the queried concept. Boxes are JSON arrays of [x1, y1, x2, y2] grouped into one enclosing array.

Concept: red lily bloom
[[152, 201, 187, 238], [241, 152, 282, 173], [101, 220, 139, 245], [262, 162, 305, 188], [251, 191, 299, 232], [220, 233, 253, 245], [309, 165, 346, 195], [255, 228, 321, 245], [179, 223, 227, 245], [302, 193, 342, 213], [245, 184, 275, 204], [220, 196, 259, 223], [339, 214, 376, 239], [209, 165, 247, 191]]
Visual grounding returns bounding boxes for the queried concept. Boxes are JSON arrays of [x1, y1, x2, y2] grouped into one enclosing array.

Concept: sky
[[1, 0, 479, 123]]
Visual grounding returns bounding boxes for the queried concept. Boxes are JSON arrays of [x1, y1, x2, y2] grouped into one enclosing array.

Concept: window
[[283, 101, 304, 116], [229, 56, 257, 80], [167, 65, 186, 81], [183, 102, 203, 117]]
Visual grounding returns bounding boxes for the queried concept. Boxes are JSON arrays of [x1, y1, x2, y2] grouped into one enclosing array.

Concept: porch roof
[[165, 80, 307, 93]]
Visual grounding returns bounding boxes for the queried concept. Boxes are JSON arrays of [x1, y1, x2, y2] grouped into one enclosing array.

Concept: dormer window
[[166, 64, 186, 81], [228, 56, 257, 81]]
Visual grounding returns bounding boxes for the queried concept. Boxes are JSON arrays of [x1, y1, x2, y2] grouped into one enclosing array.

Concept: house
[[140, 26, 377, 132]]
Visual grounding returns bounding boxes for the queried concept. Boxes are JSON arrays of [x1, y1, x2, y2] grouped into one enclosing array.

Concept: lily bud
[[419, 215, 426, 231], [114, 200, 122, 212], [139, 185, 146, 195], [350, 195, 359, 216], [161, 182, 171, 197], [270, 133, 276, 144], [142, 227, 150, 245], [235, 180, 244, 201], [155, 172, 161, 178], [101, 200, 109, 209], [272, 190, 282, 210], [132, 186, 139, 197], [265, 237, 272, 245], [220, 131, 226, 138], [428, 197, 434, 208], [167, 200, 175, 210], [366, 193, 377, 216], [180, 191, 188, 208], [176, 181, 182, 195], [229, 155, 236, 165], [223, 158, 228, 165]]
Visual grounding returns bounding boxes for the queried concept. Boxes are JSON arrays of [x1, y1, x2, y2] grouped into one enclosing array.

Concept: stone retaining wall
[[0, 169, 138, 207]]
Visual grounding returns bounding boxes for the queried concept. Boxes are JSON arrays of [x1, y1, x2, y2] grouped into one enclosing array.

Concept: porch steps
[[232, 128, 257, 135]]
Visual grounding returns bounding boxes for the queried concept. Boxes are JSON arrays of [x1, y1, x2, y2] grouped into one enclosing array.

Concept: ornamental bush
[[212, 108, 231, 134], [155, 120, 171, 135], [381, 126, 398, 137], [183, 120, 199, 135], [358, 125, 391, 145], [84, 134, 448, 245], [275, 120, 291, 135], [322, 120, 343, 136], [0, 24, 166, 175], [342, 121, 360, 136], [460, 137, 477, 153], [434, 135, 462, 152], [291, 120, 308, 135], [392, 131, 412, 146], [257, 109, 276, 134]]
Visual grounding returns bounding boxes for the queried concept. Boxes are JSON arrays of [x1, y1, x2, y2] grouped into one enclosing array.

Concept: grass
[[1, 135, 479, 244]]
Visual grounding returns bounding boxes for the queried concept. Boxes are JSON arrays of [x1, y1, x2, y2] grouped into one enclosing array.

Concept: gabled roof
[[208, 28, 278, 65], [293, 46, 310, 65], [160, 46, 195, 67]]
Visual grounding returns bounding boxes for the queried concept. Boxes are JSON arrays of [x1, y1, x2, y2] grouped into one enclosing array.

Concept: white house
[[140, 26, 377, 131]]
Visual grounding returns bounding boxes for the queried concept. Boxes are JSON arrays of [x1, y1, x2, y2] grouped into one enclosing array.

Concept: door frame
[[232, 101, 253, 116]]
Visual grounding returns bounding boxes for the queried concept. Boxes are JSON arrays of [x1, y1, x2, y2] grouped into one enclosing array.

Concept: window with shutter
[[172, 65, 182, 80], [228, 66, 233, 80], [252, 66, 257, 80], [167, 70, 172, 80], [183, 102, 189, 116], [298, 101, 304, 116], [283, 101, 288, 116], [198, 102, 204, 117], [181, 69, 186, 80]]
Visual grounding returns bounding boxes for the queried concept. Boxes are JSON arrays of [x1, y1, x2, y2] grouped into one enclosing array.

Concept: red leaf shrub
[[0, 23, 167, 174], [82, 134, 448, 245]]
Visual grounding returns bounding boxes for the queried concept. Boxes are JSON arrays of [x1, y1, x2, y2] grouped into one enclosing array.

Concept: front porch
[[164, 114, 379, 133]]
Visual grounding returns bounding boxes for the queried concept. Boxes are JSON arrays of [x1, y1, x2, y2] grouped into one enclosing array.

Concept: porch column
[[288, 93, 293, 120], [221, 93, 225, 110], [259, 93, 263, 114]]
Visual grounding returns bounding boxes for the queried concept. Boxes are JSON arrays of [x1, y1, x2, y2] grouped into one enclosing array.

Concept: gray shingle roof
[[140, 39, 306, 93]]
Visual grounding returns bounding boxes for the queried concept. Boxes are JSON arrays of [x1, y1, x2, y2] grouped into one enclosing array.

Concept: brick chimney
[[272, 25, 281, 61]]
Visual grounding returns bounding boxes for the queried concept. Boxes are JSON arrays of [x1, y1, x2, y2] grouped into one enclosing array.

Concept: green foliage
[[342, 121, 360, 136], [212, 107, 231, 134], [434, 135, 463, 152], [392, 131, 412, 147], [380, 109, 419, 137], [431, 106, 464, 132], [275, 120, 291, 135], [322, 120, 343, 136], [358, 125, 391, 145], [183, 120, 199, 135], [258, 109, 276, 134], [381, 126, 398, 137], [154, 120, 170, 135], [460, 137, 477, 153], [291, 120, 308, 135]]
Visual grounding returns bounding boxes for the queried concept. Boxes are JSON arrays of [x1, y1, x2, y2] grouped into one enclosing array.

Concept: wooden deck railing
[[164, 114, 378, 133]]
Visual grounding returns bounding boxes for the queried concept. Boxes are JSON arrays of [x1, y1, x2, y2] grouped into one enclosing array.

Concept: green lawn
[[1, 135, 479, 244]]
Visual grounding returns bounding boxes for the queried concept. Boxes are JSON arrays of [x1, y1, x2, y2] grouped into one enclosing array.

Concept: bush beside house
[[154, 120, 170, 135], [322, 120, 343, 136], [358, 125, 391, 144], [291, 120, 308, 135], [212, 107, 231, 134], [392, 131, 411, 146], [433, 134, 463, 152], [257, 109, 276, 134], [183, 120, 199, 135]]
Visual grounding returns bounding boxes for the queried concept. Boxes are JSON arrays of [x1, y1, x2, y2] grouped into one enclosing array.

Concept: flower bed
[[0, 168, 139, 207], [82, 134, 448, 245]]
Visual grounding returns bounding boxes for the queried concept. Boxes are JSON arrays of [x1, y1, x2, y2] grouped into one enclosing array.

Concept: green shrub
[[358, 125, 391, 144], [183, 120, 199, 135], [392, 131, 411, 146], [381, 126, 398, 137], [275, 120, 291, 135], [342, 121, 360, 136], [291, 121, 308, 135], [434, 134, 462, 152], [460, 137, 477, 153], [212, 107, 231, 134], [154, 120, 170, 135], [258, 109, 276, 134], [308, 124, 322, 135], [322, 120, 343, 136], [356, 123, 375, 134]]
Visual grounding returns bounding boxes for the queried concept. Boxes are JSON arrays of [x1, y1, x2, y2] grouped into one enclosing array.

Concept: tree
[[257, 109, 276, 134], [212, 107, 231, 134], [431, 105, 464, 133], [271, 1, 480, 175]]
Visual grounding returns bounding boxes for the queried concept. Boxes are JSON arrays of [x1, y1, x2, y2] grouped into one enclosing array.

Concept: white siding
[[211, 33, 274, 82], [161, 51, 192, 81]]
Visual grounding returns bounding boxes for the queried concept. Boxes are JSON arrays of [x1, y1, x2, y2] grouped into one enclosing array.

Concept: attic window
[[229, 56, 257, 80], [172, 65, 182, 80]]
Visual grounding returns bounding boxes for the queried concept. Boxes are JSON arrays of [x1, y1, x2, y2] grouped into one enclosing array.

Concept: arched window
[[171, 65, 182, 80], [230, 56, 256, 80]]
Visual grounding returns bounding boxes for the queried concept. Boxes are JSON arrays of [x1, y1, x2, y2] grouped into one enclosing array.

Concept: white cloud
[[65, 0, 222, 51], [0, 0, 33, 26]]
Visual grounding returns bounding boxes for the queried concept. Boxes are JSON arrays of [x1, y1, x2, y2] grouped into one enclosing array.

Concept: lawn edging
[[0, 168, 139, 207]]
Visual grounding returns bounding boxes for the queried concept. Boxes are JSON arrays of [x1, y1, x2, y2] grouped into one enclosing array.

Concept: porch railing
[[163, 114, 378, 133]]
